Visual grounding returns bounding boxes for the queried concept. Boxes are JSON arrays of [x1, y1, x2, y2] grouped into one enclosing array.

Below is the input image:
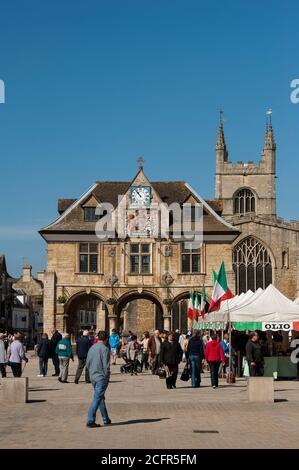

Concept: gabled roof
[[39, 177, 239, 237]]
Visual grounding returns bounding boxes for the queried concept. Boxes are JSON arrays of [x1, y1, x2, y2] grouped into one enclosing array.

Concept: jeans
[[75, 358, 90, 383], [141, 352, 149, 371], [189, 355, 202, 387], [87, 378, 110, 424], [52, 353, 60, 375], [39, 357, 48, 376], [59, 357, 70, 381], [10, 362, 22, 377], [209, 361, 221, 387], [151, 354, 160, 374], [0, 363, 6, 378]]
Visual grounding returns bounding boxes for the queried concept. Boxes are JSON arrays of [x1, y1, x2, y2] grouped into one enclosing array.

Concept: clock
[[130, 186, 151, 207]]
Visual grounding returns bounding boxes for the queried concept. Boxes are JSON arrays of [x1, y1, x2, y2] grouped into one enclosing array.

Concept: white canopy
[[213, 284, 299, 323]]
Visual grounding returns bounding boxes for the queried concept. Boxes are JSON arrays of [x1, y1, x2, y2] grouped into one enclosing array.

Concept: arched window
[[233, 188, 255, 215], [233, 237, 272, 294]]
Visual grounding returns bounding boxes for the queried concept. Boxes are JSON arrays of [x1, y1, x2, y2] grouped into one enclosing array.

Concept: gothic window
[[233, 237, 272, 294], [233, 188, 255, 215]]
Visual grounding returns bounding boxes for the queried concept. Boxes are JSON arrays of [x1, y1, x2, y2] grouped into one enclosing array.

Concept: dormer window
[[84, 207, 107, 222], [233, 189, 255, 215]]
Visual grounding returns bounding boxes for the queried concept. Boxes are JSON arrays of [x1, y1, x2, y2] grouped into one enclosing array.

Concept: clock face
[[131, 186, 151, 206]]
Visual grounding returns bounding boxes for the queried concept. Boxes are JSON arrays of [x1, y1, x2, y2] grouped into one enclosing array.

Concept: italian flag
[[187, 290, 194, 319], [208, 262, 234, 313], [193, 291, 200, 320], [200, 285, 207, 318]]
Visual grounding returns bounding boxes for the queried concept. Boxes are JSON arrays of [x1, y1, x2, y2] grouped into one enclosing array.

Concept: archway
[[171, 292, 210, 332], [116, 291, 164, 336], [64, 292, 108, 339]]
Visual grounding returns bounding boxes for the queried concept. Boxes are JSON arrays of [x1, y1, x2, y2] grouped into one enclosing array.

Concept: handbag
[[180, 364, 190, 382], [157, 366, 167, 379]]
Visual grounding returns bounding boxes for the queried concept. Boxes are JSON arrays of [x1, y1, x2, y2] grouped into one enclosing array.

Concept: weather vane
[[219, 109, 226, 127], [266, 108, 272, 125]]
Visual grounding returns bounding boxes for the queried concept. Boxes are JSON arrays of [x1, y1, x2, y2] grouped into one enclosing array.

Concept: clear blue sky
[[0, 0, 298, 276]]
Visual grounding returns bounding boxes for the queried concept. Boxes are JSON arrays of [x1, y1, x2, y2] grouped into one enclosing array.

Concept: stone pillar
[[96, 302, 106, 331], [107, 303, 117, 333], [163, 316, 171, 331], [43, 271, 56, 336]]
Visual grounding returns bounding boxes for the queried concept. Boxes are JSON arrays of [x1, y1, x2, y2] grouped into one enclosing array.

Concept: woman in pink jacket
[[205, 334, 225, 389]]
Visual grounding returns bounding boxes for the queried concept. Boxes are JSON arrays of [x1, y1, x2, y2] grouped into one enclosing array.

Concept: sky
[[0, 0, 298, 276]]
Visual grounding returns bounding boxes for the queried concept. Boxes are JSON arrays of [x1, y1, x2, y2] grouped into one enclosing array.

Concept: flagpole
[[227, 298, 232, 383]]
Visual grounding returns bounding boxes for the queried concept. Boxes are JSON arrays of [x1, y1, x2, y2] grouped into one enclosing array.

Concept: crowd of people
[[0, 326, 270, 428]]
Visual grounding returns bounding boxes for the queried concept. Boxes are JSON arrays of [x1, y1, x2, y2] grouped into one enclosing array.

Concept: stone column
[[107, 303, 117, 333], [96, 302, 106, 331], [43, 271, 56, 336]]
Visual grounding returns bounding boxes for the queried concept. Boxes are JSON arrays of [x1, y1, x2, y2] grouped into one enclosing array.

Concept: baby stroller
[[119, 351, 142, 374]]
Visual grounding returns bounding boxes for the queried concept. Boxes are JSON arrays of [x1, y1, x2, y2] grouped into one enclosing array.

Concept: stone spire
[[263, 122, 276, 151], [216, 111, 228, 160]]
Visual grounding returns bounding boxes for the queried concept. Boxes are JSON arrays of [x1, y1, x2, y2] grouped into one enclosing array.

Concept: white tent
[[213, 284, 299, 324], [293, 297, 299, 305]]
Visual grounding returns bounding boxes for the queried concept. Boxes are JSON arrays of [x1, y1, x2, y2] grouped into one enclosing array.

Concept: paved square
[[1, 354, 299, 449]]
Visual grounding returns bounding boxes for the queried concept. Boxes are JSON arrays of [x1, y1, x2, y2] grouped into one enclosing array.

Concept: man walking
[[75, 330, 92, 384], [148, 329, 162, 374], [50, 327, 62, 376], [187, 330, 204, 388], [0, 333, 7, 378], [86, 330, 111, 428], [246, 331, 264, 377]]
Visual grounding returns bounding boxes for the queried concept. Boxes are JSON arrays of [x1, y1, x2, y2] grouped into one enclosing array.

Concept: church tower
[[215, 114, 277, 222]]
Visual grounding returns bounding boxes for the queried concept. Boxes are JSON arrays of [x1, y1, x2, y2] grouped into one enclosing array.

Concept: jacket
[[187, 336, 204, 359], [126, 341, 139, 361], [7, 340, 27, 363], [148, 335, 162, 357], [37, 339, 51, 359], [246, 340, 264, 365], [55, 338, 73, 358], [205, 340, 225, 363], [76, 336, 92, 360], [220, 340, 230, 356], [109, 333, 120, 349], [0, 339, 6, 363], [86, 341, 110, 382], [50, 331, 62, 352], [160, 340, 182, 366]]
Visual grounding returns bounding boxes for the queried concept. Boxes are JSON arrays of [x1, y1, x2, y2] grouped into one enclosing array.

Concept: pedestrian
[[127, 330, 133, 343], [186, 330, 204, 388], [126, 335, 139, 375], [220, 333, 230, 374], [86, 330, 111, 428], [148, 329, 162, 374], [109, 329, 120, 365], [37, 333, 51, 377], [160, 331, 182, 389], [246, 331, 264, 377], [0, 333, 7, 378], [7, 332, 28, 377], [179, 331, 187, 362], [204, 334, 225, 389], [173, 329, 180, 343], [140, 331, 150, 371], [74, 330, 92, 384], [50, 327, 62, 376], [55, 333, 74, 383]]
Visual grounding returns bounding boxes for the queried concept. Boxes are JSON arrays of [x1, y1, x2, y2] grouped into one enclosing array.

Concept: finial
[[219, 109, 225, 127], [266, 108, 272, 126], [137, 155, 144, 171]]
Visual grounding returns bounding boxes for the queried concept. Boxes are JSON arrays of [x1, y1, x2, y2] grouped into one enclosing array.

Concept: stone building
[[39, 120, 299, 337]]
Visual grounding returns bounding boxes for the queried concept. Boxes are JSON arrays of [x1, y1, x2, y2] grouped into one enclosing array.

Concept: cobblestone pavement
[[1, 354, 299, 449]]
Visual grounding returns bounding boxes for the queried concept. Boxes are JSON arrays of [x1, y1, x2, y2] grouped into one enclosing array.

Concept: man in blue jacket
[[86, 330, 111, 428], [74, 330, 92, 384], [109, 329, 120, 365]]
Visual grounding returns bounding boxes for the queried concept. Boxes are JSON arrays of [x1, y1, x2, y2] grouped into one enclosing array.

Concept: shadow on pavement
[[108, 418, 170, 427]]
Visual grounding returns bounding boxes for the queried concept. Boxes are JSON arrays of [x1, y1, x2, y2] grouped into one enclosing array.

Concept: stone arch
[[116, 289, 164, 335], [170, 291, 210, 332], [232, 235, 274, 294], [64, 290, 108, 338]]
